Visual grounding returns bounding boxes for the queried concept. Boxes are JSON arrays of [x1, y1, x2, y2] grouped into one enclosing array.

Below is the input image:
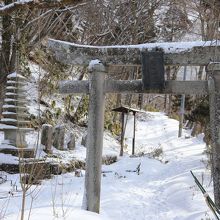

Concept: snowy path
[[0, 112, 213, 220], [101, 112, 211, 220]]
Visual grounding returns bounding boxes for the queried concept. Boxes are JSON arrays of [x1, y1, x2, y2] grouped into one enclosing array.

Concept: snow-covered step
[[6, 87, 26, 93], [4, 97, 29, 103], [7, 80, 27, 86], [3, 105, 26, 108], [2, 105, 27, 113], [0, 123, 33, 131], [0, 119, 31, 127], [3, 104, 27, 109], [2, 111, 30, 119], [4, 98, 27, 105], [3, 107, 28, 113], [1, 118, 30, 123], [0, 118, 31, 123], [5, 92, 26, 99]]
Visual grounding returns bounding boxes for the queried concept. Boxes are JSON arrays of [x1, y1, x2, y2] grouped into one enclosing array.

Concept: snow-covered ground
[[0, 111, 213, 220]]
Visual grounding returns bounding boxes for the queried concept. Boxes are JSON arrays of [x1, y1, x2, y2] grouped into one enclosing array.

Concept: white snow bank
[[0, 111, 212, 220], [6, 208, 111, 220], [0, 153, 18, 164]]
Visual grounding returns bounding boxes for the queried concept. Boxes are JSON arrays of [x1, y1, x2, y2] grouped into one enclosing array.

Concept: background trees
[[0, 0, 219, 139], [0, 0, 85, 114]]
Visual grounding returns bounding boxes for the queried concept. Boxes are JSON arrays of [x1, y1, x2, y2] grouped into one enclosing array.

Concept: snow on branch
[[0, 0, 84, 15]]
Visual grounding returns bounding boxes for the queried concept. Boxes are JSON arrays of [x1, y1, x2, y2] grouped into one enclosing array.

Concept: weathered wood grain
[[59, 80, 208, 95], [83, 61, 106, 213], [48, 39, 220, 66]]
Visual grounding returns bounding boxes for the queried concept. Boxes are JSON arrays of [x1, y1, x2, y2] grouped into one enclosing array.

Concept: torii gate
[[48, 39, 220, 213]]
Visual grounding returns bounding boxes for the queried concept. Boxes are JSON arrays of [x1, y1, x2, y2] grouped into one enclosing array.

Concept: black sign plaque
[[141, 50, 165, 92]]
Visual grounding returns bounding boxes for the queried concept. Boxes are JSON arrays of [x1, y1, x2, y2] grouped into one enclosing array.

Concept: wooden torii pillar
[[48, 39, 220, 212], [207, 62, 220, 208]]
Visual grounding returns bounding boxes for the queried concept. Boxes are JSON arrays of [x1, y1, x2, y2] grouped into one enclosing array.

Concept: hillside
[[0, 111, 213, 220]]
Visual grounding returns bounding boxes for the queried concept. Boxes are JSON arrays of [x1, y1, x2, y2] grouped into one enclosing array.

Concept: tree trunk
[[20, 190, 26, 220]]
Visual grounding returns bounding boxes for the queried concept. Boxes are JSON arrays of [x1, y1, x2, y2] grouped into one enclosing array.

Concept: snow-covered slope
[[102, 112, 210, 220], [6, 209, 111, 220], [0, 112, 213, 220]]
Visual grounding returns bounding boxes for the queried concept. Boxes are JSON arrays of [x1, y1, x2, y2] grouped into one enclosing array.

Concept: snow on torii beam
[[48, 39, 220, 66]]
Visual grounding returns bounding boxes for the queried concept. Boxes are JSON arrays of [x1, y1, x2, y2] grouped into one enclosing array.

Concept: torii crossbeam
[[48, 39, 220, 66], [48, 39, 220, 213]]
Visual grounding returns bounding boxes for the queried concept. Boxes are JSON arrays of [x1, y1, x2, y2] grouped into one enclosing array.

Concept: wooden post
[[83, 60, 106, 213], [207, 62, 220, 208], [178, 66, 187, 137], [120, 112, 125, 156], [132, 112, 136, 155]]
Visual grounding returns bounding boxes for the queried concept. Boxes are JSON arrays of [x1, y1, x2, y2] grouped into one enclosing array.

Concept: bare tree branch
[[0, 0, 85, 15]]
